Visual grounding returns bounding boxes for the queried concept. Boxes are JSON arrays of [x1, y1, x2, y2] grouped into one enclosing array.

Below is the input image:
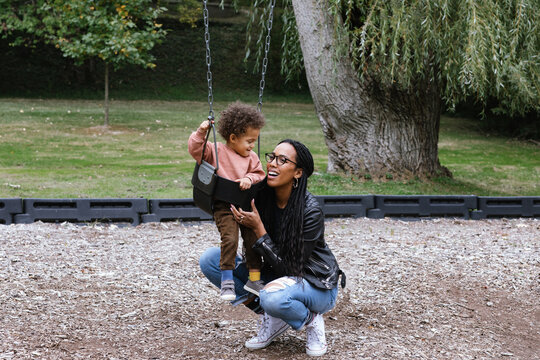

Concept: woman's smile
[[267, 169, 279, 178]]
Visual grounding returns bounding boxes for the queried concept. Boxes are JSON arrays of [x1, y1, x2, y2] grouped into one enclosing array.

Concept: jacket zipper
[[310, 256, 330, 270]]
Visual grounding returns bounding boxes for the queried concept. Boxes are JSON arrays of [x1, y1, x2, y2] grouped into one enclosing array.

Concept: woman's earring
[[293, 177, 299, 189]]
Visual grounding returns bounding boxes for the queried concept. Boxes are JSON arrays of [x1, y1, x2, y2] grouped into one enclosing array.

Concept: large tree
[[273, 0, 539, 179], [1, 0, 166, 126]]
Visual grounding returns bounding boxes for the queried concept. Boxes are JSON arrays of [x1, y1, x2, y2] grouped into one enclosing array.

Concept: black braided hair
[[257, 139, 314, 276]]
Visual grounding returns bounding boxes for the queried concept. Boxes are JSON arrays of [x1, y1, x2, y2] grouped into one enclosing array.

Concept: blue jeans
[[199, 247, 338, 330]]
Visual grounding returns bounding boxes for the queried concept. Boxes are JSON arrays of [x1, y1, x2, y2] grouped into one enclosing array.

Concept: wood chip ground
[[1, 218, 539, 359]]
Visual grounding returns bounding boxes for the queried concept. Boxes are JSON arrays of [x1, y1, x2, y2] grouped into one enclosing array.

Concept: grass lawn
[[0, 98, 538, 198]]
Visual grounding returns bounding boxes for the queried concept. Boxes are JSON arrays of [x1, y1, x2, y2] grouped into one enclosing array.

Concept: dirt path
[[1, 218, 539, 359]]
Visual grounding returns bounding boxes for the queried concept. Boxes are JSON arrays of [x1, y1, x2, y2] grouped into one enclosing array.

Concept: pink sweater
[[188, 128, 266, 184]]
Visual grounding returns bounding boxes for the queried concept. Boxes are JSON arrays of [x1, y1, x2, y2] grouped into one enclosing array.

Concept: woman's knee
[[260, 289, 291, 315], [199, 247, 220, 275], [259, 278, 299, 315]]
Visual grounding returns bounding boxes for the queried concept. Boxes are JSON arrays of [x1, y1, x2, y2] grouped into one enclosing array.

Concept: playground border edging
[[1, 196, 539, 225], [0, 198, 23, 225]]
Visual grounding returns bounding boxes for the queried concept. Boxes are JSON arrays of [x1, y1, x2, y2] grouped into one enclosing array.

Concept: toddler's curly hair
[[218, 101, 265, 141]]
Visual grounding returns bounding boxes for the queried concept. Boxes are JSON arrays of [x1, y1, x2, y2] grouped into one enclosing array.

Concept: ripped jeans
[[199, 247, 338, 330]]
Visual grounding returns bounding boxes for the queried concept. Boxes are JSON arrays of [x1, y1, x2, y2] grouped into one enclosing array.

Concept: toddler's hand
[[237, 177, 252, 190], [199, 120, 212, 131]]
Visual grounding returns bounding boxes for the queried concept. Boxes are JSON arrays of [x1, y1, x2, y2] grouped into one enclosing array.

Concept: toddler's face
[[229, 126, 260, 157]]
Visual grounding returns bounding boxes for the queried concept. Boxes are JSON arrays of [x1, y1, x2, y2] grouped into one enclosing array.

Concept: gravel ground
[[0, 218, 539, 360]]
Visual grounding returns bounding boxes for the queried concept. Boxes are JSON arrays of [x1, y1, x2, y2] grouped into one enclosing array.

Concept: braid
[[278, 172, 307, 276]]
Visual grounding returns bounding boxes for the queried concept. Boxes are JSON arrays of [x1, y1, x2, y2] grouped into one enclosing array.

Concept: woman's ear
[[294, 168, 303, 180]]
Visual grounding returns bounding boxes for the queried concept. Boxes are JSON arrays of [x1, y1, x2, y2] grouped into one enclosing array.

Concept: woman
[[199, 139, 345, 357]]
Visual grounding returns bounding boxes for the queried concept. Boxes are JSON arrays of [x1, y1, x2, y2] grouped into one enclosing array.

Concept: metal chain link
[[257, 0, 277, 113], [202, 0, 214, 121], [256, 0, 277, 155], [201, 0, 219, 169], [203, 0, 276, 156]]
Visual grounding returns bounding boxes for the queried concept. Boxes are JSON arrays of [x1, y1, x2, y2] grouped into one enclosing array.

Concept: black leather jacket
[[253, 191, 346, 290]]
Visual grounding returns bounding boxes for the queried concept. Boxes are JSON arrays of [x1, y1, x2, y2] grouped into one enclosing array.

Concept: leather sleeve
[[301, 196, 325, 263], [252, 234, 287, 276]]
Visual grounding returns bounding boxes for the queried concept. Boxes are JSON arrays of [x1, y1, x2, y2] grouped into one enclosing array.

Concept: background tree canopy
[[0, 0, 167, 125], [1, 0, 166, 68], [275, 0, 540, 118]]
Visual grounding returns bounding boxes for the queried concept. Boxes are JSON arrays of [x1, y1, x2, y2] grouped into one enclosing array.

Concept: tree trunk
[[291, 0, 451, 179], [104, 62, 109, 127]]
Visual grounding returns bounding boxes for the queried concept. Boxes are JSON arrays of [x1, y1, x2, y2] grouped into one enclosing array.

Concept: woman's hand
[[231, 200, 266, 238]]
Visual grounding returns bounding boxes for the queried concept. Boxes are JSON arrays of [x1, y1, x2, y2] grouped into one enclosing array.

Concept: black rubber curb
[[1, 196, 539, 225]]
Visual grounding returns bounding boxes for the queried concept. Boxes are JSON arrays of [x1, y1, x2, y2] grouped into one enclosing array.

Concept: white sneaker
[[245, 313, 290, 350], [305, 313, 327, 356]]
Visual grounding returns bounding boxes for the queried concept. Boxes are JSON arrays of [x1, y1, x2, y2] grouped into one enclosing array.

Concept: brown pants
[[213, 201, 262, 271]]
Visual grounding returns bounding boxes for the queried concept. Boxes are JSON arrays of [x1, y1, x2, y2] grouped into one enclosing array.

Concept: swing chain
[[257, 0, 277, 113], [202, 0, 214, 121]]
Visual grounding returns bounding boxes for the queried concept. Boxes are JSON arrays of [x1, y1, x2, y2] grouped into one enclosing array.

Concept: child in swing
[[188, 101, 266, 301]]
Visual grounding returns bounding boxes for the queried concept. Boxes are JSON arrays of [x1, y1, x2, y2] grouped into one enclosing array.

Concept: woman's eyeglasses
[[265, 152, 297, 166]]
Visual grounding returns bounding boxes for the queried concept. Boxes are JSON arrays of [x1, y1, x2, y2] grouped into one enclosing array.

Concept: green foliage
[[244, 0, 273, 72], [280, 0, 303, 83], [270, 0, 539, 118], [176, 0, 201, 28], [0, 0, 42, 45], [336, 0, 540, 117], [242, 0, 304, 83], [1, 0, 167, 70]]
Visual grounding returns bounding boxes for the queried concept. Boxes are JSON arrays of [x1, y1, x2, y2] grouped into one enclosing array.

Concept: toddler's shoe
[[220, 279, 236, 301], [244, 279, 265, 296]]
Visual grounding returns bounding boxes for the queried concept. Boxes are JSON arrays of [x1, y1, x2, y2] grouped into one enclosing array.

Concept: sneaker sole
[[220, 294, 236, 301], [245, 322, 289, 350], [243, 284, 260, 297], [306, 345, 328, 357]]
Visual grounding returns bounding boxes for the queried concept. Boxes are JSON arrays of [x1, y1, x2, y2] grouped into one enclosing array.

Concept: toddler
[[188, 102, 266, 300]]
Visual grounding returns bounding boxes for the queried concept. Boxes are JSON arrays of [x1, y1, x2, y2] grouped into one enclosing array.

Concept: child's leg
[[240, 225, 266, 296], [213, 201, 240, 276], [199, 246, 254, 306], [240, 225, 262, 280]]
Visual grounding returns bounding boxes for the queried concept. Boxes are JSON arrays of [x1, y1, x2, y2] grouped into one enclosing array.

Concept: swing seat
[[192, 161, 265, 215]]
